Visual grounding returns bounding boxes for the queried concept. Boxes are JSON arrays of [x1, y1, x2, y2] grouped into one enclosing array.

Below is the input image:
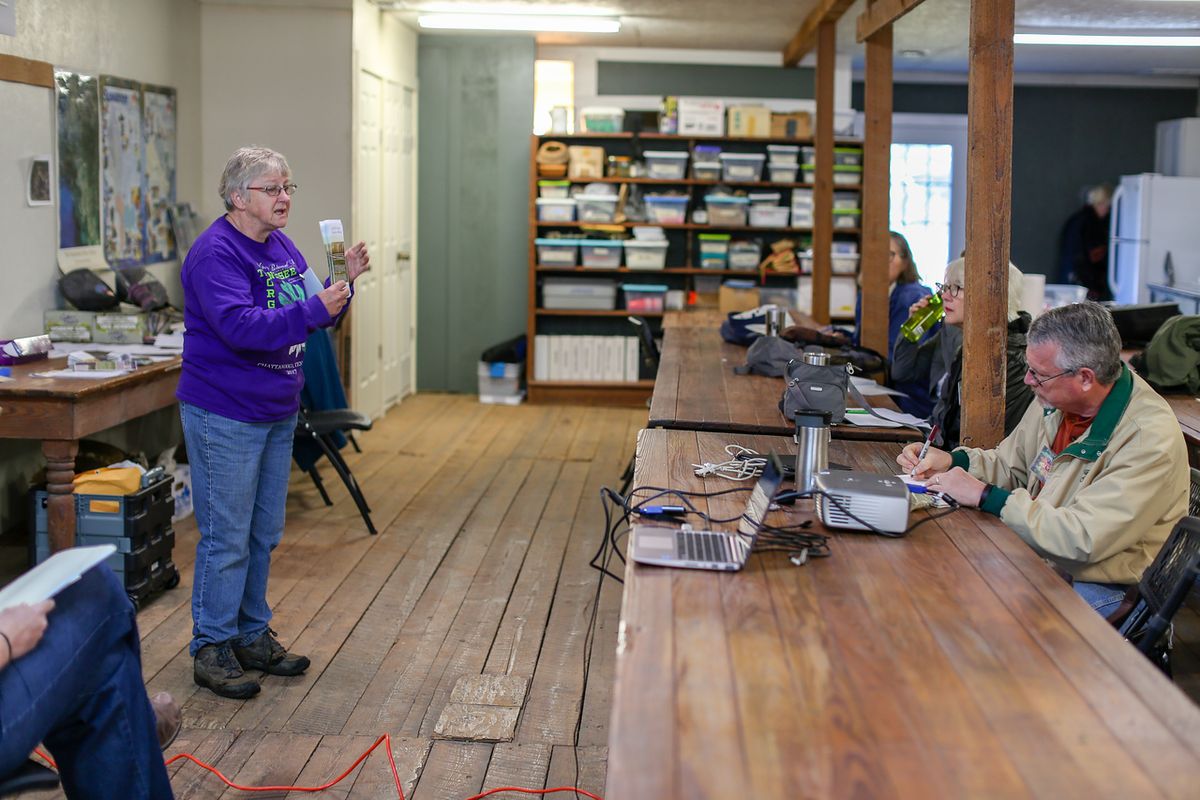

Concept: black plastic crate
[[32, 476, 174, 543]]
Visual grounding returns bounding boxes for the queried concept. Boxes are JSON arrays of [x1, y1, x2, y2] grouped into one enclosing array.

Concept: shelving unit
[[525, 131, 863, 405]]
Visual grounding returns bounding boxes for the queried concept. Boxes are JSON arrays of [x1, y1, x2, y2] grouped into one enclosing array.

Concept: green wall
[[417, 34, 534, 393], [851, 81, 1198, 279]]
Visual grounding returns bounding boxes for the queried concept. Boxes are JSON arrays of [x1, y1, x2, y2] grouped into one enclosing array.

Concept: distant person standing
[[1058, 184, 1113, 301]]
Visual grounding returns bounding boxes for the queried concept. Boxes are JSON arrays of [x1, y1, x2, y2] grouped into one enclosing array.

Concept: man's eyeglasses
[[936, 282, 963, 299], [1026, 366, 1075, 387], [247, 183, 298, 197]]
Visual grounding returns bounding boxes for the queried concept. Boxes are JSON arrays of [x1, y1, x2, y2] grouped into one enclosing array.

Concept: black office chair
[[1107, 515, 1200, 675], [0, 759, 59, 796], [1188, 468, 1200, 517]]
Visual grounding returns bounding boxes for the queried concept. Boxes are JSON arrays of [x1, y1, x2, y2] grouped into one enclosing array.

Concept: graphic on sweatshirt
[[257, 259, 308, 374]]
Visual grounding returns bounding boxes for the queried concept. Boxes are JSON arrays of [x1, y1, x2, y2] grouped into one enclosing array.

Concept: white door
[[353, 69, 384, 419], [382, 79, 416, 406], [398, 85, 416, 398]]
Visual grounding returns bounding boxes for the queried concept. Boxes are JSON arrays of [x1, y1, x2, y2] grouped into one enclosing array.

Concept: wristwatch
[[978, 483, 993, 508]]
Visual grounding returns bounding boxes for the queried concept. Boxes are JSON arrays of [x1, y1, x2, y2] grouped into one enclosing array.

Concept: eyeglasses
[[1026, 366, 1075, 387], [936, 282, 963, 299], [247, 183, 298, 197]]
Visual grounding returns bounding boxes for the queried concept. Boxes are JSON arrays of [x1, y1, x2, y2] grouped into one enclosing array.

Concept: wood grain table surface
[[0, 355, 182, 551], [605, 428, 1200, 799]]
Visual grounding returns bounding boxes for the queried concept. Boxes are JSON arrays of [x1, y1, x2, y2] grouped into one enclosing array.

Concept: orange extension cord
[[34, 737, 603, 800]]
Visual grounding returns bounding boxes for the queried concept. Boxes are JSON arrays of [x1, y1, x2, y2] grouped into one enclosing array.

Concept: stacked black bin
[[32, 477, 180, 608]]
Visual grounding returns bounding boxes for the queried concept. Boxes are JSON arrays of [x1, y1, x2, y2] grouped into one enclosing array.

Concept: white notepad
[[0, 545, 116, 612]]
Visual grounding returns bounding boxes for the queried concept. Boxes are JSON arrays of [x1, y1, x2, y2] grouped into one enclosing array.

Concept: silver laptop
[[630, 459, 783, 572]]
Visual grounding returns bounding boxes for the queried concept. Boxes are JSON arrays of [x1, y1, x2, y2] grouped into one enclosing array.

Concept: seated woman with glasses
[[854, 231, 937, 416], [891, 258, 1034, 450]]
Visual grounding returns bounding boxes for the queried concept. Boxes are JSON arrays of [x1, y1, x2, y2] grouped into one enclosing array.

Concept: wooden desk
[[648, 323, 920, 442], [0, 356, 182, 552], [606, 429, 1200, 799]]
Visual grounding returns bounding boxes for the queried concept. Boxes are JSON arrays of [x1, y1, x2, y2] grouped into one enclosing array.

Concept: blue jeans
[[180, 402, 296, 656], [1073, 580, 1128, 619], [0, 566, 173, 799]]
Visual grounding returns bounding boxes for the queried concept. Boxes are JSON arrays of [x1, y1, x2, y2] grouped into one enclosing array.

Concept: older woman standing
[[178, 146, 369, 699]]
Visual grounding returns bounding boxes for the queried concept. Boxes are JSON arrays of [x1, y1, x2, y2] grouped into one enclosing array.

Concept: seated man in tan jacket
[[898, 301, 1188, 617]]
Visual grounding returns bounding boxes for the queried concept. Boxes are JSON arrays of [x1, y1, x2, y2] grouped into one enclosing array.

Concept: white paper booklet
[[0, 545, 116, 613]]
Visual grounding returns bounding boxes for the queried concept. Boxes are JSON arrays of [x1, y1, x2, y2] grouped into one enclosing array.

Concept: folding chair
[[1107, 516, 1200, 675]]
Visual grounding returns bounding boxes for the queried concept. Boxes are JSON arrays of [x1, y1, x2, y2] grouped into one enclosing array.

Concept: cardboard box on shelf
[[44, 310, 96, 343], [727, 106, 771, 138], [719, 281, 760, 315], [677, 97, 725, 136], [771, 112, 813, 140], [567, 146, 605, 180]]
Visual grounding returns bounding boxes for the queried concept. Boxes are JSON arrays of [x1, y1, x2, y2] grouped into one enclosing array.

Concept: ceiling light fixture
[[417, 12, 621, 33], [1015, 32, 1200, 47]]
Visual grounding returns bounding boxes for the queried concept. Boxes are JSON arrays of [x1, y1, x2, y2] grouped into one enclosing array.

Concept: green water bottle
[[899, 292, 944, 343]]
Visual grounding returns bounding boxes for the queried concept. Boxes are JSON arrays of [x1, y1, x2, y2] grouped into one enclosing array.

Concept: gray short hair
[[218, 146, 290, 211], [942, 258, 1026, 322], [1027, 302, 1122, 384]]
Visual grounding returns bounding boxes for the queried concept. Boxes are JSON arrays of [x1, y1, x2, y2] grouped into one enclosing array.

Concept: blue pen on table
[[909, 424, 940, 478]]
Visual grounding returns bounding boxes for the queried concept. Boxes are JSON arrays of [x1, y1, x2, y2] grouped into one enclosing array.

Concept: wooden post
[[860, 15, 892, 357], [812, 20, 836, 325], [961, 0, 1014, 448], [43, 439, 78, 553]]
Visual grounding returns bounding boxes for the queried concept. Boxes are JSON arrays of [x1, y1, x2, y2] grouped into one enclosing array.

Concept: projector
[[815, 471, 910, 534]]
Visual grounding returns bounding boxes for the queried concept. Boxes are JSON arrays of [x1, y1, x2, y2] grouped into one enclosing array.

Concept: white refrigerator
[[1109, 174, 1200, 305]]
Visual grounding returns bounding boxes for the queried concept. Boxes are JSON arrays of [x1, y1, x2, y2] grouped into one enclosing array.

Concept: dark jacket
[[892, 311, 1034, 449], [857, 280, 937, 416]]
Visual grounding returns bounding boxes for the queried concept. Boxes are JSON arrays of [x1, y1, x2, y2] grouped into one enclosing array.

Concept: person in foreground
[[898, 302, 1188, 617], [0, 565, 180, 799], [178, 146, 369, 698], [892, 258, 1034, 450]]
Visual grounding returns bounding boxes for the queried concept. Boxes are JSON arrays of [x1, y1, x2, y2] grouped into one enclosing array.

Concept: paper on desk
[[32, 369, 131, 379], [850, 376, 907, 397], [873, 408, 929, 427], [154, 333, 184, 349], [843, 409, 903, 427], [0, 545, 116, 613]]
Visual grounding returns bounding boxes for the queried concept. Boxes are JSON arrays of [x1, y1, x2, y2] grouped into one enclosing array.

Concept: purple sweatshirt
[[177, 216, 343, 422]]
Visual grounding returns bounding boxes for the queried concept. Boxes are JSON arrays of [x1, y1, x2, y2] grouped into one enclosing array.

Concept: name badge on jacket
[[1030, 445, 1055, 485]]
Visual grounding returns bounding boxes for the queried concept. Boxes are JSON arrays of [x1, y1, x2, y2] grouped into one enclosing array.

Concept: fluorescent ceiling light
[[418, 13, 620, 32], [1015, 32, 1200, 47]]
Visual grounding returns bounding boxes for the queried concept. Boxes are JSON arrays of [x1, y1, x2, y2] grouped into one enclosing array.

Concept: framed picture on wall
[[27, 155, 51, 206]]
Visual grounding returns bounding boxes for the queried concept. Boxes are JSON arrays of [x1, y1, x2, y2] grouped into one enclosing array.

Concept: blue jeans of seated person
[[181, 402, 296, 656], [0, 566, 174, 799], [1073, 580, 1128, 619]]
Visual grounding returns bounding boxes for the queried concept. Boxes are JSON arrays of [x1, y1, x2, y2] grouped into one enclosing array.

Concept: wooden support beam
[[811, 20, 836, 325], [961, 0, 1015, 449], [783, 0, 856, 67], [856, 0, 926, 43], [859, 19, 892, 357], [0, 54, 54, 89]]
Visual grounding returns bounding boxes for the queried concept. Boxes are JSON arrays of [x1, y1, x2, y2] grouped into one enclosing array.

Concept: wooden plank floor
[[12, 394, 643, 799], [8, 392, 1200, 798]]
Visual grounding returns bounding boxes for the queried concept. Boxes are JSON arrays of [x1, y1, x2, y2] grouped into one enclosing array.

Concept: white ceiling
[[389, 0, 1200, 79]]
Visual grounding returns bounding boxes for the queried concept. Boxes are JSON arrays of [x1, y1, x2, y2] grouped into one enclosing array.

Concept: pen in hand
[[910, 424, 940, 478]]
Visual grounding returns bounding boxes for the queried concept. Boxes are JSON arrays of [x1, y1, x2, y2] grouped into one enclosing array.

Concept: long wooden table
[[0, 355, 182, 552], [648, 317, 920, 442], [606, 428, 1200, 799]]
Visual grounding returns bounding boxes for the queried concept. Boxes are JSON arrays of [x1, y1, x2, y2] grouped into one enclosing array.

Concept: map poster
[[100, 76, 146, 269], [142, 84, 177, 264], [55, 70, 101, 251]]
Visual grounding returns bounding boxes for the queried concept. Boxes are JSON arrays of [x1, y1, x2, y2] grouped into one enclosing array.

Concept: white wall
[[354, 0, 418, 87], [199, 3, 353, 265], [0, 0, 203, 338]]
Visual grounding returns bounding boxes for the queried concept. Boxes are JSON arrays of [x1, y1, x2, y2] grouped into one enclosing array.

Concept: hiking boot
[[194, 642, 261, 699], [150, 691, 182, 750], [233, 629, 310, 677]]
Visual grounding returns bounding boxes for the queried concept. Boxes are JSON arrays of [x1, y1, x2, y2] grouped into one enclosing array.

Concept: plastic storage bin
[[580, 106, 625, 133], [478, 361, 524, 405], [577, 194, 619, 223], [644, 151, 689, 180], [729, 242, 761, 270], [535, 238, 580, 266], [834, 147, 864, 166], [623, 284, 668, 313], [719, 152, 766, 182], [749, 205, 790, 227], [644, 195, 689, 224], [767, 144, 800, 165], [705, 195, 750, 226], [833, 209, 861, 229], [543, 278, 617, 310], [698, 233, 731, 269], [538, 180, 571, 199], [768, 164, 799, 183], [624, 240, 669, 269], [580, 240, 624, 268], [747, 191, 781, 206], [692, 161, 721, 181], [1044, 284, 1089, 308], [833, 191, 860, 210], [834, 165, 862, 186], [536, 197, 577, 222]]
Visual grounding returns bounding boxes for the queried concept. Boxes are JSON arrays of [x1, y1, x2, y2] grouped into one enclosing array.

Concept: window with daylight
[[533, 60, 574, 135], [890, 143, 953, 287]]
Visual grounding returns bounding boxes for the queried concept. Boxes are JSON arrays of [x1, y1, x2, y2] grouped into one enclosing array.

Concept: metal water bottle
[[794, 409, 831, 494]]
